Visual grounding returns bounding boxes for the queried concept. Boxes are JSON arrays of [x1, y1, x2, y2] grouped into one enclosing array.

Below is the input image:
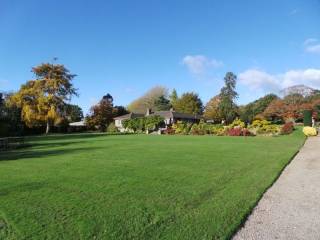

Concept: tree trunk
[[46, 121, 50, 134]]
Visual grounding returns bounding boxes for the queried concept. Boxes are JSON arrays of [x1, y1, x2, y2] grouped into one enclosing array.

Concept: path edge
[[228, 134, 308, 240]]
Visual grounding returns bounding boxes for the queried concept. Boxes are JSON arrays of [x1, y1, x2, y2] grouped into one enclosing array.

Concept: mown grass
[[0, 130, 305, 239]]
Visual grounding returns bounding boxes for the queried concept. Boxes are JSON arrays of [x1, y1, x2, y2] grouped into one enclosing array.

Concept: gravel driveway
[[233, 136, 320, 240]]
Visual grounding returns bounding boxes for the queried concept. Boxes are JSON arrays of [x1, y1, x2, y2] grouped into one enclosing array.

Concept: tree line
[[1, 61, 320, 136]]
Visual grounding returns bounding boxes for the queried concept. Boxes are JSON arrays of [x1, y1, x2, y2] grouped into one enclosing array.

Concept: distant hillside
[[280, 85, 318, 97]]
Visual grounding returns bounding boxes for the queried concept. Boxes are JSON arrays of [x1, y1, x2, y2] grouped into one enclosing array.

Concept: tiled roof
[[172, 111, 201, 120], [150, 111, 173, 119], [149, 111, 201, 120], [113, 113, 144, 120]]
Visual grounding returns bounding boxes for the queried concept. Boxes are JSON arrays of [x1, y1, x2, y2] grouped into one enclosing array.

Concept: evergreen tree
[[154, 95, 171, 111], [218, 72, 238, 123], [169, 89, 178, 109]]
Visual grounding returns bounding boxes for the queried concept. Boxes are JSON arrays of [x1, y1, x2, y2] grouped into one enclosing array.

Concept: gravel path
[[233, 136, 320, 240]]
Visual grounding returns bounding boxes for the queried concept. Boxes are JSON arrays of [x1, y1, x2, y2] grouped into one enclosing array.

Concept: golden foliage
[[9, 63, 77, 132], [203, 96, 221, 121], [303, 127, 317, 136]]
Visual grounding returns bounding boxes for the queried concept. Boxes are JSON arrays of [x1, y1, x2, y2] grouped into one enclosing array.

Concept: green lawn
[[0, 131, 305, 240]]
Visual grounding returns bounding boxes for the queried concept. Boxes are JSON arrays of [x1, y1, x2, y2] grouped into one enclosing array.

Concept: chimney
[[146, 108, 151, 116]]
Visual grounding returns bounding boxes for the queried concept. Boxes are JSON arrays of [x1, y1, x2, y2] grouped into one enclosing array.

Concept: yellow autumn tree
[[9, 63, 77, 134], [203, 95, 222, 122]]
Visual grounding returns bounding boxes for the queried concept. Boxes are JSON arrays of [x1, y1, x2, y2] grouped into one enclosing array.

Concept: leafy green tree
[[0, 92, 23, 136], [283, 93, 305, 105], [113, 105, 129, 117], [154, 95, 171, 111], [0, 93, 5, 119], [169, 89, 178, 109], [9, 63, 77, 134], [305, 91, 320, 102], [174, 92, 203, 115], [65, 104, 83, 122], [102, 93, 113, 104], [218, 72, 238, 123], [239, 94, 278, 123]]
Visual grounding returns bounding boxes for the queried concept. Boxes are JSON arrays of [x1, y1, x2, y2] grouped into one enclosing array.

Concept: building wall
[[115, 119, 122, 128]]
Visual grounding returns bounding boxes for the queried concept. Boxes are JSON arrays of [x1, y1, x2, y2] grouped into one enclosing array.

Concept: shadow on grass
[[27, 132, 110, 142], [0, 147, 102, 162], [31, 141, 85, 149]]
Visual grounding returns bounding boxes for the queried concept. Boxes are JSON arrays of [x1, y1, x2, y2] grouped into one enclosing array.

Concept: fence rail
[[0, 137, 25, 151]]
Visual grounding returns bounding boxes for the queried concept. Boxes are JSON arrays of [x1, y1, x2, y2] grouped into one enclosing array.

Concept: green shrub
[[123, 118, 144, 132], [172, 121, 192, 134], [206, 124, 225, 135], [123, 116, 164, 132], [106, 122, 119, 133], [145, 115, 164, 131], [190, 120, 207, 135], [0, 122, 10, 137]]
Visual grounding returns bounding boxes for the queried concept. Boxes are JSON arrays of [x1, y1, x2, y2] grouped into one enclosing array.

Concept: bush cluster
[[167, 118, 294, 137], [171, 120, 226, 136], [170, 119, 252, 136], [248, 119, 280, 136], [122, 115, 164, 132], [280, 122, 294, 135], [172, 121, 193, 135], [302, 126, 317, 136], [106, 122, 119, 133], [227, 127, 253, 136]]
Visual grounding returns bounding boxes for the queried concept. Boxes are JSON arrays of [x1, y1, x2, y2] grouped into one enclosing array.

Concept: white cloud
[[182, 55, 223, 75], [239, 69, 280, 92], [304, 38, 320, 54], [239, 68, 320, 92]]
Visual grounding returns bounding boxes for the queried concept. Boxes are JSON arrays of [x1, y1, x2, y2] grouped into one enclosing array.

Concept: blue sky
[[1, 0, 320, 113]]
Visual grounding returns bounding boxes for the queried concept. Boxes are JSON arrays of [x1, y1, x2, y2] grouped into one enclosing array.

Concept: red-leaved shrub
[[228, 127, 254, 136], [164, 127, 175, 135], [281, 122, 294, 135], [228, 127, 243, 136], [242, 128, 253, 136]]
